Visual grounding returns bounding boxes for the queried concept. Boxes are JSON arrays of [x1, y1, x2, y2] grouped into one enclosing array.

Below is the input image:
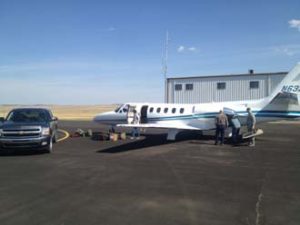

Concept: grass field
[[0, 105, 116, 120]]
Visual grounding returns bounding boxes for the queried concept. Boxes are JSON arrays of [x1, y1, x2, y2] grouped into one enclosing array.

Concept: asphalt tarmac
[[0, 121, 299, 225]]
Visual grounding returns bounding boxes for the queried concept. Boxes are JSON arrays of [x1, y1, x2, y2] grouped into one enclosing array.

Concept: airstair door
[[127, 105, 136, 124], [140, 105, 148, 124]]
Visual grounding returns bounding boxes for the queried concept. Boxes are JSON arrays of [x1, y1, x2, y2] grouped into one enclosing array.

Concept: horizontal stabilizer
[[270, 92, 299, 105]]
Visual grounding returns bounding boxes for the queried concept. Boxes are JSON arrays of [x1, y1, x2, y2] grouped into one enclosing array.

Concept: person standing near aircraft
[[230, 115, 241, 144], [131, 110, 140, 139], [246, 107, 256, 147], [215, 110, 228, 145]]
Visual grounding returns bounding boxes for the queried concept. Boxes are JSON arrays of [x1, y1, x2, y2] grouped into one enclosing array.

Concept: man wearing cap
[[246, 107, 256, 147]]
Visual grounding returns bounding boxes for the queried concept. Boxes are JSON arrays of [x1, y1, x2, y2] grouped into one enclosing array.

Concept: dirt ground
[[0, 105, 116, 120]]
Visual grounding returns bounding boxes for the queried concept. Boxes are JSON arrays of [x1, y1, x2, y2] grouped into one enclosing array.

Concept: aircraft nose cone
[[93, 111, 114, 123], [93, 114, 104, 122]]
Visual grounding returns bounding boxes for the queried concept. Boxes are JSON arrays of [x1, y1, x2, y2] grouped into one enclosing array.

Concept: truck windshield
[[6, 110, 49, 123]]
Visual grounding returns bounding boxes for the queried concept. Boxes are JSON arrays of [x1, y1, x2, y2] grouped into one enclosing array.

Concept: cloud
[[0, 61, 104, 73], [271, 44, 300, 56], [188, 47, 197, 52], [288, 19, 300, 31], [177, 46, 185, 53], [107, 26, 116, 32], [282, 48, 295, 56], [97, 27, 116, 32], [177, 46, 197, 53]]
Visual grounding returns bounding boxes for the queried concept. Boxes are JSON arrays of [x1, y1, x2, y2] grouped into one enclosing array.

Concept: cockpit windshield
[[114, 105, 123, 113], [114, 104, 129, 113]]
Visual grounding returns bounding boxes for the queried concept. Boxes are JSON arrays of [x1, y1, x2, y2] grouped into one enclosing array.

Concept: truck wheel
[[45, 138, 53, 153], [52, 131, 58, 143]]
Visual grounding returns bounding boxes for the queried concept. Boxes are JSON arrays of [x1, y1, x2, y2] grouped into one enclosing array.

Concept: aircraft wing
[[116, 123, 201, 130]]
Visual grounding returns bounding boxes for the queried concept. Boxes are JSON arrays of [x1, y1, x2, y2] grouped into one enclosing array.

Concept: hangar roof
[[167, 71, 287, 80]]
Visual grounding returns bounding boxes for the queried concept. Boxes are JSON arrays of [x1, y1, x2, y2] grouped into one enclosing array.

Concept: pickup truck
[[0, 108, 58, 153]]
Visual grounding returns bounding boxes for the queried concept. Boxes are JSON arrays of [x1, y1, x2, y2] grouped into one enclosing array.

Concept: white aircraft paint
[[94, 63, 300, 140]]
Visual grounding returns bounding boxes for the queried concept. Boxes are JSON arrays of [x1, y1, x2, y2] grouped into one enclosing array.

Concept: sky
[[0, 0, 300, 104]]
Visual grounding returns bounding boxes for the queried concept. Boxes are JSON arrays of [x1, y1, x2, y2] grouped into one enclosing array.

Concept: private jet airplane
[[94, 63, 300, 140]]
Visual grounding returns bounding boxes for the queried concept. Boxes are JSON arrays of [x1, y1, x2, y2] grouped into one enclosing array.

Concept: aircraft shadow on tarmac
[[96, 131, 215, 154]]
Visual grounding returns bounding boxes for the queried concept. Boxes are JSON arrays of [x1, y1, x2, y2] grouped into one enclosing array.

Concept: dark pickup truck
[[0, 108, 58, 153]]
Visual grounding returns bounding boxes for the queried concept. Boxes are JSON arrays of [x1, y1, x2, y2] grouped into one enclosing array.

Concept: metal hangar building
[[166, 70, 287, 104]]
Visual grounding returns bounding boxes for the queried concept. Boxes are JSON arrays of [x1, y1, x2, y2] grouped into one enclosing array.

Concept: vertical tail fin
[[263, 63, 300, 112], [268, 63, 300, 101]]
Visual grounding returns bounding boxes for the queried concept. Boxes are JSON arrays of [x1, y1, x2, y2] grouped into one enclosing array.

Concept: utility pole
[[162, 30, 170, 103]]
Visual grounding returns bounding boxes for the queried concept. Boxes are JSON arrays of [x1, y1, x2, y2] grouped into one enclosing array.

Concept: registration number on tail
[[281, 85, 300, 93]]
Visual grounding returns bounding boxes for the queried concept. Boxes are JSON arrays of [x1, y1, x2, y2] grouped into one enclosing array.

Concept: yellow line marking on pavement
[[57, 129, 70, 142]]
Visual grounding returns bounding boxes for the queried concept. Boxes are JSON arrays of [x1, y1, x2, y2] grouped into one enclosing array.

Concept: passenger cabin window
[[164, 108, 168, 113], [217, 82, 226, 90], [172, 108, 176, 114], [157, 108, 161, 113], [180, 108, 184, 114], [250, 81, 259, 89], [175, 84, 182, 91], [149, 107, 154, 113], [186, 83, 193, 90]]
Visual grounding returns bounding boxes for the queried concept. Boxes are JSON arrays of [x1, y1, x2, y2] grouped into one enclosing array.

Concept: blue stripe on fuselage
[[147, 110, 300, 122], [95, 110, 300, 124]]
